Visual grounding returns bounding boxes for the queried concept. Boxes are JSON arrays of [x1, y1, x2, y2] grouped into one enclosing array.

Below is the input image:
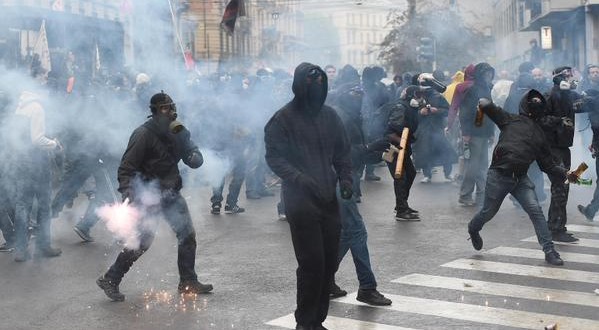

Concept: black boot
[[545, 249, 564, 266], [178, 280, 213, 294], [468, 228, 483, 251], [356, 289, 392, 306], [329, 282, 347, 299], [97, 275, 125, 301], [552, 231, 578, 243]]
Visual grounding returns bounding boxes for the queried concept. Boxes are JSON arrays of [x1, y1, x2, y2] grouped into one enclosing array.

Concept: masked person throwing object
[[97, 91, 211, 301], [467, 91, 577, 266]]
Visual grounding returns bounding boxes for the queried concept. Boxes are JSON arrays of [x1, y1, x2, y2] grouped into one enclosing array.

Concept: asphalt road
[[1, 165, 598, 330]]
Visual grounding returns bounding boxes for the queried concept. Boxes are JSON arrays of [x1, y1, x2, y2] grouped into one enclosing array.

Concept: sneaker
[[364, 174, 381, 181], [458, 198, 476, 207], [278, 213, 287, 221], [0, 242, 15, 252], [225, 204, 245, 214], [443, 175, 454, 183], [73, 226, 94, 243], [395, 206, 419, 214], [97, 275, 125, 301], [552, 231, 579, 243], [210, 203, 221, 215], [578, 205, 594, 222], [420, 177, 431, 183], [356, 289, 392, 306], [13, 249, 30, 262], [178, 280, 213, 294], [36, 246, 62, 258], [329, 282, 347, 299], [396, 210, 420, 221], [545, 249, 564, 266], [468, 228, 483, 250]]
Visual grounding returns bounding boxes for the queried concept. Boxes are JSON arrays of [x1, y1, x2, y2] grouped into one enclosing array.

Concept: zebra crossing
[[266, 223, 599, 329]]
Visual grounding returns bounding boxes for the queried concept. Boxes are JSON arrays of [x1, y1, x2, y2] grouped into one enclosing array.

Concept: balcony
[[520, 0, 584, 31]]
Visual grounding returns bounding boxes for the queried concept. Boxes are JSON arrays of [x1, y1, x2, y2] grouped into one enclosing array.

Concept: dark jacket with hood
[[264, 62, 352, 203], [459, 62, 496, 138], [541, 85, 585, 148], [384, 90, 419, 153], [481, 90, 566, 179], [118, 118, 202, 197]]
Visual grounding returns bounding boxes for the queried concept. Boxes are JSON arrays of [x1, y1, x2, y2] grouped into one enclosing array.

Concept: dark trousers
[[386, 152, 416, 212], [211, 152, 246, 206], [547, 147, 571, 233], [76, 165, 116, 232], [0, 182, 15, 245], [469, 169, 554, 253], [245, 138, 268, 195], [51, 155, 95, 216], [284, 187, 341, 326], [105, 192, 198, 283], [14, 155, 53, 252], [582, 157, 599, 218]]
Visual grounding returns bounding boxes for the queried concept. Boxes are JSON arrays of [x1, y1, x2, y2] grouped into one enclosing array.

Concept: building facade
[[493, 0, 599, 71]]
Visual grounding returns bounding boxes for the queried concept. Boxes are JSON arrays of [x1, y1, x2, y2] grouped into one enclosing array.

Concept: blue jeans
[[336, 175, 377, 290], [583, 157, 599, 217], [468, 168, 554, 253]]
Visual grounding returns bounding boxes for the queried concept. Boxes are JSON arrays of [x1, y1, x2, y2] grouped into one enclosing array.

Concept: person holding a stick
[[385, 86, 421, 221]]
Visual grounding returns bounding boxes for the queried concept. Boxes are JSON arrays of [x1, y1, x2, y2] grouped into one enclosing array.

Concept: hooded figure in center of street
[[264, 63, 353, 330]]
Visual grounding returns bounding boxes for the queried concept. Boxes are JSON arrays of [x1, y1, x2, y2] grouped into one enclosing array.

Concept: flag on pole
[[220, 0, 246, 36], [33, 20, 51, 75], [95, 43, 101, 72], [52, 0, 64, 11]]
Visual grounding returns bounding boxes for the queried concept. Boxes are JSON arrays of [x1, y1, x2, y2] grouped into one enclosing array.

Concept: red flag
[[184, 49, 195, 71], [220, 0, 245, 36]]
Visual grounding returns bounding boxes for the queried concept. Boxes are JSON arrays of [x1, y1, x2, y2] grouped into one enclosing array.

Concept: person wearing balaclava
[[97, 91, 211, 302], [540, 66, 589, 242], [264, 62, 352, 330], [467, 91, 573, 266], [384, 85, 420, 220]]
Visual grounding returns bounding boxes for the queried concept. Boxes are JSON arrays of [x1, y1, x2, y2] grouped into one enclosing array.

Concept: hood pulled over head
[[292, 62, 328, 113], [519, 89, 547, 119]]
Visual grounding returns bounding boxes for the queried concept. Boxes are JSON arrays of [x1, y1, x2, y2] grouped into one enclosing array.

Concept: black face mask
[[527, 99, 545, 118], [306, 82, 324, 110]]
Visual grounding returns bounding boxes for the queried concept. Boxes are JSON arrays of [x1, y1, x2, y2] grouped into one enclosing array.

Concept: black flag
[[220, 0, 245, 36]]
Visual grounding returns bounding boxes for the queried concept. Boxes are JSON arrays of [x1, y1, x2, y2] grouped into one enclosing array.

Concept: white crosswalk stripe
[[392, 273, 599, 307], [335, 292, 599, 329], [566, 224, 599, 234], [522, 236, 599, 248], [442, 258, 599, 283], [487, 246, 599, 264], [266, 313, 419, 330]]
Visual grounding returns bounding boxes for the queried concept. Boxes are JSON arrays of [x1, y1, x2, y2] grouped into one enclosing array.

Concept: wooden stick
[[394, 127, 410, 179]]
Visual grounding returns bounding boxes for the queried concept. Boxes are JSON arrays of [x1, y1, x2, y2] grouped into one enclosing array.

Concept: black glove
[[186, 151, 204, 169], [296, 174, 323, 200], [366, 139, 391, 153], [339, 180, 353, 200]]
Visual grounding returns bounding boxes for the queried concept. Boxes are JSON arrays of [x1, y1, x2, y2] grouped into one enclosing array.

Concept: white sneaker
[[443, 175, 454, 183], [420, 177, 431, 183]]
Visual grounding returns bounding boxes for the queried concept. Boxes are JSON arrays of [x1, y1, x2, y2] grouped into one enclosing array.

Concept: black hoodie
[[480, 90, 566, 179], [264, 62, 352, 202], [459, 62, 496, 138]]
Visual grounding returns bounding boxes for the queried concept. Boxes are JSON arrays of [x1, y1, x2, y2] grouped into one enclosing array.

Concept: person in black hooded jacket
[[541, 66, 588, 242], [96, 91, 212, 302], [467, 90, 575, 266], [264, 63, 353, 330]]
